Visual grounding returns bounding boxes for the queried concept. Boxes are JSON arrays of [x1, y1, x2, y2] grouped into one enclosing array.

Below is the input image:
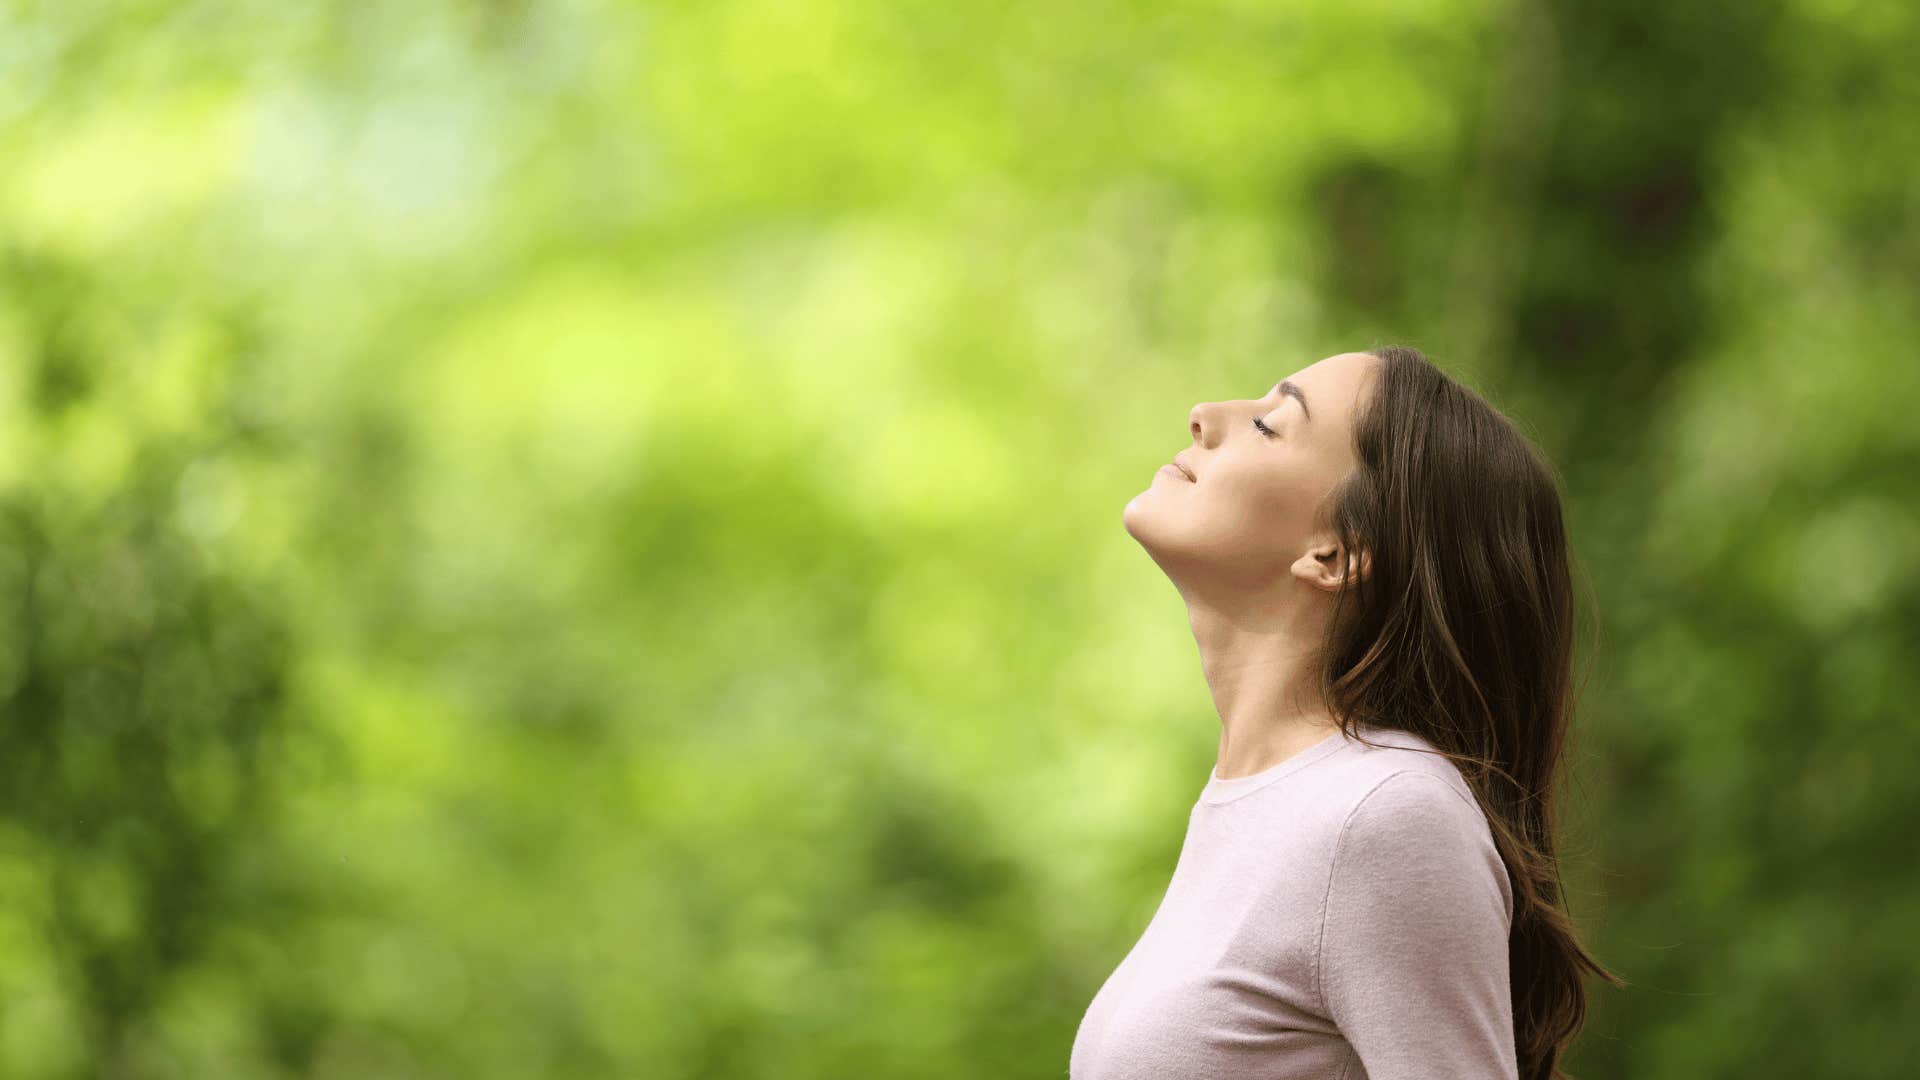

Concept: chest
[[1068, 820, 1355, 1080]]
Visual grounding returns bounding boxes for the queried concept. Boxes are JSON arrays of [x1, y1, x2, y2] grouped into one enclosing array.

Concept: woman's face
[[1123, 351, 1380, 593]]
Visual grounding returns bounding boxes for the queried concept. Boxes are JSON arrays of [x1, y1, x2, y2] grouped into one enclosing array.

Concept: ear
[[1291, 538, 1370, 593]]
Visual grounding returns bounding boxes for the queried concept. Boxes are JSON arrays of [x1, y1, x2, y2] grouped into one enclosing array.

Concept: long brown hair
[[1318, 344, 1626, 1080]]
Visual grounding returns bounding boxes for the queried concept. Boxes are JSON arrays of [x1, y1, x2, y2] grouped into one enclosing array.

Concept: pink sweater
[[1069, 723, 1517, 1080]]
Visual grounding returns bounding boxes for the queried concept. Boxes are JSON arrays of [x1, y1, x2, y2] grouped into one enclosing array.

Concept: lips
[[1170, 458, 1196, 482]]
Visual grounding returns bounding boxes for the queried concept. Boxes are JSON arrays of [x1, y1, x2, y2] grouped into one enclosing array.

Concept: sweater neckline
[[1200, 725, 1355, 805]]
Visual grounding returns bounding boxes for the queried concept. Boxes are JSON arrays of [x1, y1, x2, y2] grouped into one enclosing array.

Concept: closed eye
[[1252, 416, 1277, 438]]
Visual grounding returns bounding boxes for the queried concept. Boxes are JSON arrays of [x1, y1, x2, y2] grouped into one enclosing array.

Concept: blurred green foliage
[[2, 0, 1917, 1077]]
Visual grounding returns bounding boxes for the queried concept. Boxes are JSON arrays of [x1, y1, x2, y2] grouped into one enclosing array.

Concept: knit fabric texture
[[1068, 723, 1517, 1080]]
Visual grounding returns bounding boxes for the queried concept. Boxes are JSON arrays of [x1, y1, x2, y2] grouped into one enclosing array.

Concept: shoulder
[[1328, 725, 1481, 808], [1328, 727, 1490, 841], [1313, 726, 1510, 898], [1337, 770, 1487, 853], [1322, 763, 1513, 931]]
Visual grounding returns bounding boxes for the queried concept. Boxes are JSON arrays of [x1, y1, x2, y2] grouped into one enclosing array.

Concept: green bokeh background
[[2, 1, 1916, 1077]]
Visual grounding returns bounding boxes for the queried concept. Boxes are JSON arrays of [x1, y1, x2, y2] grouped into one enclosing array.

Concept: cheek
[[1215, 462, 1315, 520], [1191, 467, 1316, 547]]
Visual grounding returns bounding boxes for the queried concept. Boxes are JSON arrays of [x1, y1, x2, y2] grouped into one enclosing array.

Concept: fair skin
[[1121, 351, 1382, 780]]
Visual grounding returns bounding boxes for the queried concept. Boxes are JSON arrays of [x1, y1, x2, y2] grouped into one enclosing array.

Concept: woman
[[1073, 346, 1623, 1080]]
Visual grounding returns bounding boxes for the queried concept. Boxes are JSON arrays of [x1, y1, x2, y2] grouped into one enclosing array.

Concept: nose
[[1189, 402, 1207, 444]]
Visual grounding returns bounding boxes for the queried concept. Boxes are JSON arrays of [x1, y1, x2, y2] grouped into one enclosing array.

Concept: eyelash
[[1252, 416, 1276, 438]]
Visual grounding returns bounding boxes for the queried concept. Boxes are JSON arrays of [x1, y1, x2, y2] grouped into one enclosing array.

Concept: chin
[[1121, 493, 1179, 553], [1122, 489, 1155, 538]]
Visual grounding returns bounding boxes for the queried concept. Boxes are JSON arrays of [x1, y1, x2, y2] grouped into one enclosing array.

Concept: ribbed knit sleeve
[[1316, 771, 1518, 1080]]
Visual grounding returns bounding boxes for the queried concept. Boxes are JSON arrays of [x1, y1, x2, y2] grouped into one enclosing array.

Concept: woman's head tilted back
[[1122, 349, 1382, 604], [1126, 344, 1622, 1080]]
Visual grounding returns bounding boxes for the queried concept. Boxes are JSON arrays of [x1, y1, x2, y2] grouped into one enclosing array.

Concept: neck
[[1180, 583, 1342, 779]]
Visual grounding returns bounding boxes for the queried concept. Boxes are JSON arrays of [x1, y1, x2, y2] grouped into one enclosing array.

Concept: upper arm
[[1315, 771, 1517, 1080]]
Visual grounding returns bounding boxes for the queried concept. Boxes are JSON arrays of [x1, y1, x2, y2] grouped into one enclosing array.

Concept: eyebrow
[[1272, 380, 1311, 422]]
